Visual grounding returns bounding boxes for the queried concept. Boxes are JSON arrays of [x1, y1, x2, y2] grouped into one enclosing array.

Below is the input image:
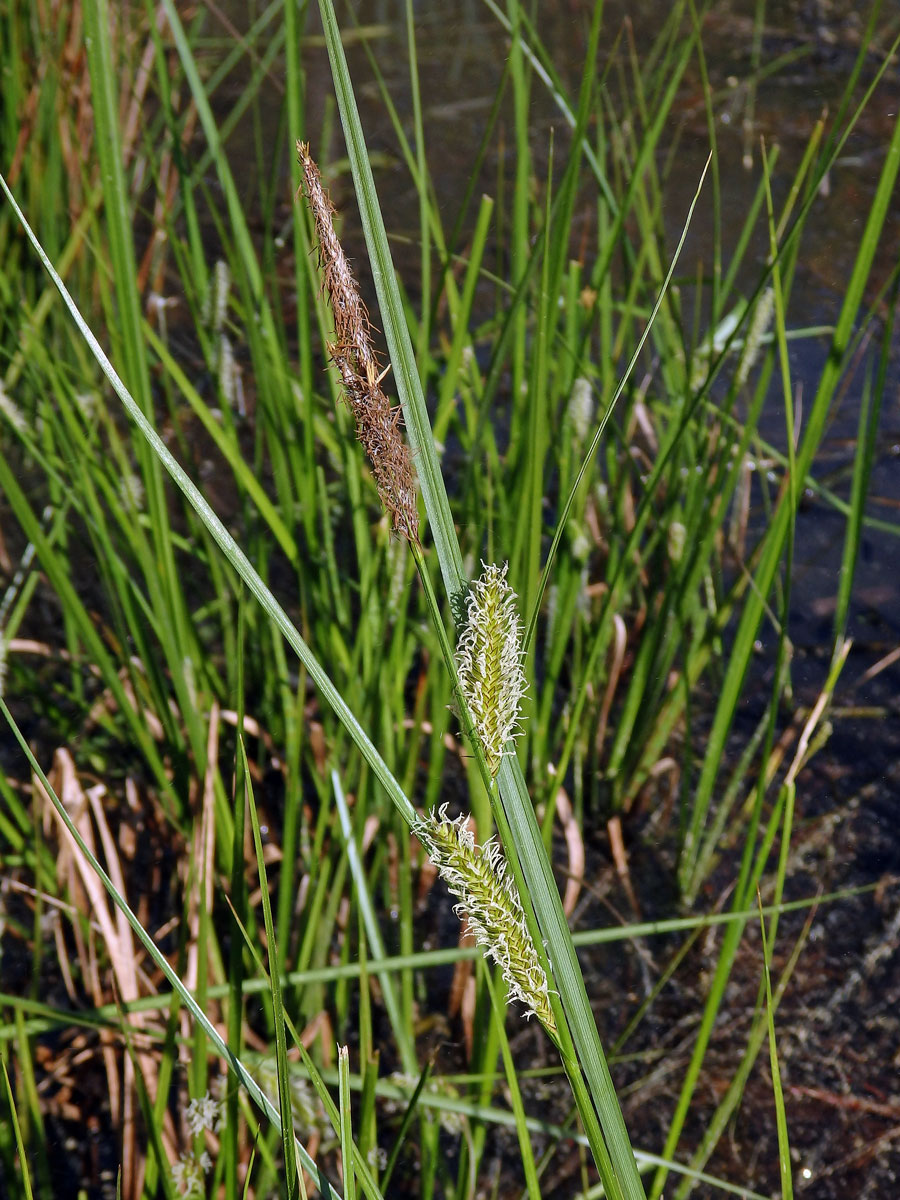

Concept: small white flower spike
[[456, 562, 528, 777], [415, 804, 555, 1032]]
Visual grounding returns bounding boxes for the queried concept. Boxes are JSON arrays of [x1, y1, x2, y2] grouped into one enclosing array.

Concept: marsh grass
[[1, 0, 899, 1197]]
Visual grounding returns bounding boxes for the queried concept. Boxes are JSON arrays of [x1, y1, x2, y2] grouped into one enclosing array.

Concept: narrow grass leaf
[[244, 734, 300, 1200], [480, 967, 542, 1200], [2, 1060, 35, 1200], [378, 1062, 432, 1195], [338, 1047, 357, 1200], [332, 771, 417, 1072], [758, 889, 794, 1200]]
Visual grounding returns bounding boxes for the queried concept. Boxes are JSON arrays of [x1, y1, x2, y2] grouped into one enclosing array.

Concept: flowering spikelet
[[415, 804, 555, 1031], [457, 562, 527, 777], [297, 141, 419, 542], [567, 376, 594, 442], [735, 286, 775, 389]]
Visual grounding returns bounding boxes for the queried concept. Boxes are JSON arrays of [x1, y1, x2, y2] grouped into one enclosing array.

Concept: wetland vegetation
[[1, 1, 899, 1197]]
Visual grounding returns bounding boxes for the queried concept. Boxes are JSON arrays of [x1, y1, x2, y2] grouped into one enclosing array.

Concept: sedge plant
[[1, 1, 899, 1197]]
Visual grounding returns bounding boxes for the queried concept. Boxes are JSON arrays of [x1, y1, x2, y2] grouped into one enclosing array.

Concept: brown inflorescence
[[297, 141, 420, 542]]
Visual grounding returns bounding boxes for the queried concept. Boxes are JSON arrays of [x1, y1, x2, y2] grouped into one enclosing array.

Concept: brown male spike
[[297, 141, 419, 542]]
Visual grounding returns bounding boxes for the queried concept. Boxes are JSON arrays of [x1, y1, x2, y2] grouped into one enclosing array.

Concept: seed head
[[457, 562, 527, 777], [296, 141, 419, 541], [415, 804, 555, 1031], [735, 287, 775, 389]]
